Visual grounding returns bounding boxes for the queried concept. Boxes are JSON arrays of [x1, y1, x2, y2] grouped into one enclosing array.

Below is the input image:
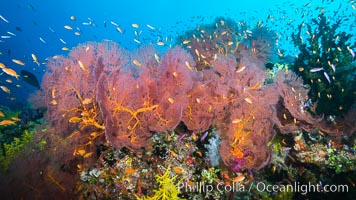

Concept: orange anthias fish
[[11, 117, 21, 121], [124, 168, 136, 174], [0, 63, 6, 69], [172, 166, 183, 174], [12, 59, 25, 66], [83, 152, 94, 158], [132, 60, 142, 67], [78, 60, 88, 72], [31, 53, 40, 66], [0, 120, 16, 126], [2, 67, 19, 79], [0, 86, 10, 94], [64, 25, 73, 30]]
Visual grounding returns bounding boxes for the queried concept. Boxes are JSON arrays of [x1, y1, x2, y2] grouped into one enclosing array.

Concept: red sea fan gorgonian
[[41, 37, 347, 171], [96, 67, 156, 149], [96, 46, 200, 149], [149, 47, 198, 132]]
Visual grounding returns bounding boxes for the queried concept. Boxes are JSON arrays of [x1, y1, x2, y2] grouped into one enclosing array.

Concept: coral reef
[[2, 14, 355, 200], [293, 132, 356, 174], [40, 17, 349, 172]]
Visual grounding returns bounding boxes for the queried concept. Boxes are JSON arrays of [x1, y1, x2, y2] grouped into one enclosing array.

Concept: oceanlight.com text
[[178, 181, 349, 195], [255, 182, 348, 195]]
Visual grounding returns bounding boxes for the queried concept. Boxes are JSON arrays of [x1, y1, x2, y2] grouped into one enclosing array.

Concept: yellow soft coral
[[137, 166, 183, 200]]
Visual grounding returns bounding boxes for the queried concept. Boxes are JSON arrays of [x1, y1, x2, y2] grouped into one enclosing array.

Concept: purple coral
[[230, 157, 247, 172]]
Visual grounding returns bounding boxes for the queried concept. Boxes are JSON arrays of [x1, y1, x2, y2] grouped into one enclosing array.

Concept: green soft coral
[[326, 147, 356, 174], [267, 63, 289, 79], [0, 129, 33, 171]]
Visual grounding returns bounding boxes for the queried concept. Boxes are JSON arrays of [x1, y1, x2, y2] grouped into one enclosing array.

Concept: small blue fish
[[59, 38, 66, 44], [178, 134, 186, 142], [200, 131, 208, 142], [282, 147, 292, 151], [7, 32, 16, 36], [39, 37, 46, 44], [310, 67, 324, 72], [0, 15, 9, 23], [323, 72, 331, 84], [48, 27, 55, 33], [330, 64, 335, 73], [349, 48, 355, 58]]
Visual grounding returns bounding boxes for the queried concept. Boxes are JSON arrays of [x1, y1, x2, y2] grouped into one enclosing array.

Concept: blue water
[[0, 0, 355, 107]]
